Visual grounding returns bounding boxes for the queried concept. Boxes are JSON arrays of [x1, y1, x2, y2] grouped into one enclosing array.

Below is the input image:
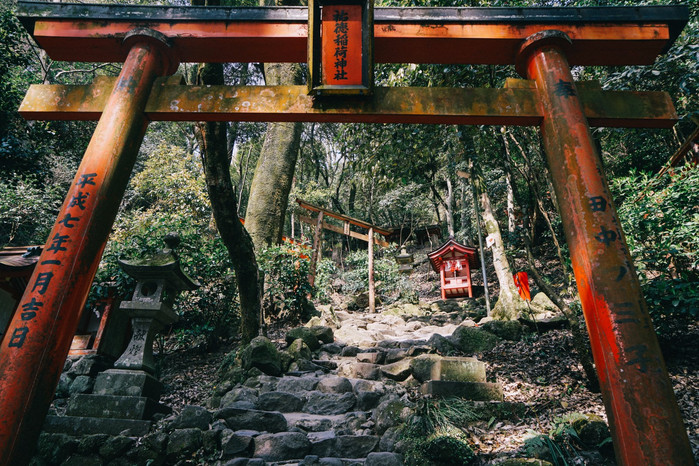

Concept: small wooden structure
[[428, 238, 479, 300], [0, 246, 125, 358]]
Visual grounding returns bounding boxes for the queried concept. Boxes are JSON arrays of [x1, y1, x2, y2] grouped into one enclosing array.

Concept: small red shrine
[[428, 238, 479, 300]]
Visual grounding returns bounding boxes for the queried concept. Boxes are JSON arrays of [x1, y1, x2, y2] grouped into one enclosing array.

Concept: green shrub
[[258, 243, 315, 325], [314, 258, 337, 304], [612, 167, 699, 326]]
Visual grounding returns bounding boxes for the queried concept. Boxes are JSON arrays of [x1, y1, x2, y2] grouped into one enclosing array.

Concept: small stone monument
[[395, 247, 414, 275], [47, 234, 200, 436]]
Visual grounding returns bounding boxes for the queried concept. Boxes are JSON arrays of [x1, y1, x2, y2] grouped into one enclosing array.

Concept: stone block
[[304, 392, 356, 415], [410, 355, 486, 383], [276, 376, 319, 393], [43, 415, 152, 436], [256, 391, 305, 413], [170, 405, 212, 430], [253, 432, 311, 461], [380, 360, 412, 382], [221, 429, 255, 457], [65, 394, 167, 420], [214, 407, 288, 433], [286, 327, 321, 351], [166, 428, 203, 459], [345, 362, 382, 380], [357, 352, 385, 364], [311, 326, 335, 344], [420, 380, 503, 401], [317, 376, 353, 394], [93, 369, 162, 399]]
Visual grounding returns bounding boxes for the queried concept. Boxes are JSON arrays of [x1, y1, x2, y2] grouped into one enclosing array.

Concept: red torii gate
[[1, 2, 693, 465]]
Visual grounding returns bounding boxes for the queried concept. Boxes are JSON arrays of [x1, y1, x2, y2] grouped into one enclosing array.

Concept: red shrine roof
[[427, 238, 478, 273]]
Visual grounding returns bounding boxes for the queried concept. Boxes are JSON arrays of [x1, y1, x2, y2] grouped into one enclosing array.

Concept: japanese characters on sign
[[6, 172, 98, 349], [322, 4, 363, 86]]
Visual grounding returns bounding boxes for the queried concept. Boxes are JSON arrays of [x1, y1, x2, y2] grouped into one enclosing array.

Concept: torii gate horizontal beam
[[17, 2, 688, 66], [19, 77, 677, 128]]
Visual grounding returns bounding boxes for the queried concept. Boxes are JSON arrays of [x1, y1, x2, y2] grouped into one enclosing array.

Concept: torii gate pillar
[[517, 30, 692, 465], [0, 29, 177, 466]]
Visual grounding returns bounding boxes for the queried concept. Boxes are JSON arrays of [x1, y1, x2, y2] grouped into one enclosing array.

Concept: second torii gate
[[0, 2, 694, 465]]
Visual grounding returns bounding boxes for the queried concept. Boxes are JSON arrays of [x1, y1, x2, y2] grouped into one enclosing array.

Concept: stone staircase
[[34, 300, 515, 465]]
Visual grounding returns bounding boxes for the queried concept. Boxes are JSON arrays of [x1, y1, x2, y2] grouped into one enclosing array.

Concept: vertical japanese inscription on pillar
[[6, 172, 98, 349], [322, 4, 362, 86]]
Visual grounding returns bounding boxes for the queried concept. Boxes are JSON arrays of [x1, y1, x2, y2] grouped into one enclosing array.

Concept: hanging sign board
[[309, 0, 373, 96]]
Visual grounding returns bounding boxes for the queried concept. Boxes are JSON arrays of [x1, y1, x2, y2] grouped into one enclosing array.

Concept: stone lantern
[[54, 234, 200, 436], [114, 233, 200, 374], [395, 247, 414, 275]]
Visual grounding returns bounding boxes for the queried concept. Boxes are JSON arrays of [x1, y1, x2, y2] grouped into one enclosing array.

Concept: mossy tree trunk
[[244, 0, 305, 249], [192, 0, 260, 343]]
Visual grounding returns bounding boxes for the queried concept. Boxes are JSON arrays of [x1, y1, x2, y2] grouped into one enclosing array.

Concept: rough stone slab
[[317, 376, 353, 394], [93, 369, 162, 399], [276, 376, 319, 393], [43, 415, 151, 436], [256, 391, 305, 413], [421, 380, 503, 401], [410, 355, 486, 383], [366, 452, 404, 466], [66, 394, 167, 420], [284, 413, 345, 432], [357, 352, 385, 364], [380, 360, 412, 381], [304, 392, 357, 415], [253, 432, 311, 461], [214, 407, 288, 433]]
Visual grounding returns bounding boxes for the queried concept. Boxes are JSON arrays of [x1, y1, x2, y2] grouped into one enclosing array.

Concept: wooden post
[[308, 211, 324, 287], [0, 29, 176, 466], [368, 227, 375, 312], [517, 30, 693, 465]]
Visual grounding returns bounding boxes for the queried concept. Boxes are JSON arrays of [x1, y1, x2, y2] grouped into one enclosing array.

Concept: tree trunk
[[192, 0, 260, 344], [472, 163, 527, 320], [445, 174, 455, 237], [502, 130, 517, 234], [244, 0, 304, 249]]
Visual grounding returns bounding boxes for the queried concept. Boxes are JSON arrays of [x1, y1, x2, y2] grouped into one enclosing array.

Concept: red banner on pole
[[513, 271, 531, 302]]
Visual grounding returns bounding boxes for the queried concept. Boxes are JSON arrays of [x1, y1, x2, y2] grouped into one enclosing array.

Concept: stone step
[[66, 394, 169, 420], [410, 354, 486, 383], [308, 432, 379, 458], [43, 414, 152, 437], [420, 380, 503, 401]]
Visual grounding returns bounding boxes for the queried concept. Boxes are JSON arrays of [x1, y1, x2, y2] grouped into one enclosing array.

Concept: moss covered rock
[[449, 325, 501, 354], [239, 336, 282, 376]]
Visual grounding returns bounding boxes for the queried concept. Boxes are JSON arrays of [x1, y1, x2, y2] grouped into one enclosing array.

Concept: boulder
[[372, 399, 412, 435], [276, 376, 319, 393], [240, 336, 282, 376], [288, 339, 313, 361], [215, 407, 288, 433], [99, 435, 135, 460], [253, 432, 311, 462], [220, 429, 256, 457], [304, 392, 357, 415], [317, 376, 353, 394], [381, 360, 412, 382], [366, 452, 404, 466], [480, 319, 524, 341], [311, 326, 335, 344], [256, 391, 305, 413], [287, 327, 322, 351], [170, 405, 212, 430], [166, 428, 203, 459], [220, 387, 259, 409], [449, 325, 501, 354]]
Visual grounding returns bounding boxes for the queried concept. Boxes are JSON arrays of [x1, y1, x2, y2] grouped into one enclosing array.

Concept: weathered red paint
[[19, 80, 678, 128], [30, 19, 672, 66], [517, 30, 693, 465], [0, 30, 175, 466]]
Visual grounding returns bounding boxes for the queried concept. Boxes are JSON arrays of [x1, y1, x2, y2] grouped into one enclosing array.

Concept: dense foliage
[[0, 0, 696, 345]]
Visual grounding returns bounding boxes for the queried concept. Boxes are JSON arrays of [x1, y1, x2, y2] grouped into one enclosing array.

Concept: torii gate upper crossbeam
[[17, 2, 688, 66]]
